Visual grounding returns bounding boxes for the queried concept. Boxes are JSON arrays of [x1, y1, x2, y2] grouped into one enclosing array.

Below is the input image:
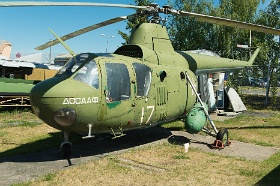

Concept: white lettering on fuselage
[[63, 97, 99, 105]]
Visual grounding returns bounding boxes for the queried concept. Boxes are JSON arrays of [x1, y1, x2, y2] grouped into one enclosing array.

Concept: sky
[[0, 0, 272, 58]]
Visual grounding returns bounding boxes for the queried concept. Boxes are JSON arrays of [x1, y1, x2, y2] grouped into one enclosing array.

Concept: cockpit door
[[98, 62, 134, 123]]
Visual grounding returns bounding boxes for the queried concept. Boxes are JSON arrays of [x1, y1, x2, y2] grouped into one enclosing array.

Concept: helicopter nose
[[30, 77, 78, 129]]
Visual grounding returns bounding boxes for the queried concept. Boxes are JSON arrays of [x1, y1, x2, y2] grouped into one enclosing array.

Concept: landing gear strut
[[185, 71, 230, 149], [60, 131, 72, 166]]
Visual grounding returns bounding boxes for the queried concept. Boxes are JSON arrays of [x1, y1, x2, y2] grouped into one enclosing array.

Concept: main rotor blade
[[35, 15, 130, 50], [170, 10, 280, 35], [0, 1, 148, 10]]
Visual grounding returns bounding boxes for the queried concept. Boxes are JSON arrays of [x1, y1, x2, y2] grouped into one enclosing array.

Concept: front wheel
[[216, 128, 229, 146]]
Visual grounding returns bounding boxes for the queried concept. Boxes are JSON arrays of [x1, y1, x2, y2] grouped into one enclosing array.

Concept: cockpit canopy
[[56, 53, 99, 89]]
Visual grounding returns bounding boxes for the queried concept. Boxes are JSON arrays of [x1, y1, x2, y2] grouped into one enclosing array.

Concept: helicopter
[[1, 1, 280, 161]]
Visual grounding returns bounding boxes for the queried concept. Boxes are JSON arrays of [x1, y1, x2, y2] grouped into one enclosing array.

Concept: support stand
[[185, 71, 218, 134]]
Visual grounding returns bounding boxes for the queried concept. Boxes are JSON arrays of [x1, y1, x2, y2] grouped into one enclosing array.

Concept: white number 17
[[141, 105, 155, 124]]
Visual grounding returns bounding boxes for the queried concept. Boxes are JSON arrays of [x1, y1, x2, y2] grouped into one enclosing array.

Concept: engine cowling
[[185, 102, 208, 134]]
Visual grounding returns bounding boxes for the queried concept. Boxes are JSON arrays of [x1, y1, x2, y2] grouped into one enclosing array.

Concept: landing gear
[[61, 142, 72, 159], [212, 128, 230, 149], [60, 131, 72, 166], [216, 128, 229, 145], [185, 71, 231, 149]]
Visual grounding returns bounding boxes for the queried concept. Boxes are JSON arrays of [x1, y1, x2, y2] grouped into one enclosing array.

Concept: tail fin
[[0, 41, 12, 59]]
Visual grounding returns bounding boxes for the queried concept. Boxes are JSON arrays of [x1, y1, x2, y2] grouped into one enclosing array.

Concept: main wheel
[[60, 142, 72, 159], [216, 128, 229, 146]]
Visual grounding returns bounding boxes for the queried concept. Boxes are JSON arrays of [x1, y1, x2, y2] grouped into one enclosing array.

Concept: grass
[[214, 110, 280, 148], [239, 87, 280, 110], [0, 107, 36, 123], [1, 104, 280, 185], [21, 144, 280, 186], [0, 108, 61, 158]]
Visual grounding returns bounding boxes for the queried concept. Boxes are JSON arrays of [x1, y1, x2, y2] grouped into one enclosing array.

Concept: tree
[[254, 0, 280, 106], [167, 0, 215, 51], [167, 0, 263, 93], [213, 0, 264, 93]]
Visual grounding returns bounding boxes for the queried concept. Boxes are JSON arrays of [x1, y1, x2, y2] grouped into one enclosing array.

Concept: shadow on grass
[[0, 126, 172, 163], [163, 126, 184, 131], [0, 132, 62, 160], [256, 164, 280, 186], [226, 125, 280, 130], [168, 135, 190, 145]]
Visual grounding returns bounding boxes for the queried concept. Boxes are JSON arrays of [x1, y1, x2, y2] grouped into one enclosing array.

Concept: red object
[[212, 139, 231, 150]]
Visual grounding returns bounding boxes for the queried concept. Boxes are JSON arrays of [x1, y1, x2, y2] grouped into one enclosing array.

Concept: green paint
[[107, 101, 121, 109]]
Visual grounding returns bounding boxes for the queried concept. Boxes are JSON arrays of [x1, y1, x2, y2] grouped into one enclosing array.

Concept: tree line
[[120, 0, 279, 106]]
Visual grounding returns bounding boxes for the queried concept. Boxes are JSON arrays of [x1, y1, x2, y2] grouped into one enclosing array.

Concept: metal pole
[[185, 71, 218, 134], [249, 30, 252, 57], [49, 45, 52, 63], [106, 39, 108, 53], [102, 34, 114, 53], [265, 60, 271, 106]]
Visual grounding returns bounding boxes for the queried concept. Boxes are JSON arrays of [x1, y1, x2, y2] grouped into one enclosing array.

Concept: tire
[[216, 128, 229, 146]]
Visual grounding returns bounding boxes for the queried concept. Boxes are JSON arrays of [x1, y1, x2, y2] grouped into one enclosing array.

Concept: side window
[[133, 63, 152, 97], [105, 63, 131, 102]]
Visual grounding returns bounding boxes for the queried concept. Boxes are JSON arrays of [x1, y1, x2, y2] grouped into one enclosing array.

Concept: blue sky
[[0, 0, 271, 56]]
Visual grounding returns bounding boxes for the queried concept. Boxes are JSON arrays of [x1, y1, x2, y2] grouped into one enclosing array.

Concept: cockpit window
[[105, 63, 130, 102], [57, 53, 96, 76], [73, 60, 99, 89], [133, 63, 152, 97]]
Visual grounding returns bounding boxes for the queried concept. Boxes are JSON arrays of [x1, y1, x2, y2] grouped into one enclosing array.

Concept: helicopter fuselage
[[30, 51, 197, 135]]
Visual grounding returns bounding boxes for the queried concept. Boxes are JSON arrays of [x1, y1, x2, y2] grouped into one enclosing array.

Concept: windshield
[[57, 53, 96, 76], [73, 60, 99, 89]]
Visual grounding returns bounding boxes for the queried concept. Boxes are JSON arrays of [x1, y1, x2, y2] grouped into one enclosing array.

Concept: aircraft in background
[[0, 40, 61, 106]]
